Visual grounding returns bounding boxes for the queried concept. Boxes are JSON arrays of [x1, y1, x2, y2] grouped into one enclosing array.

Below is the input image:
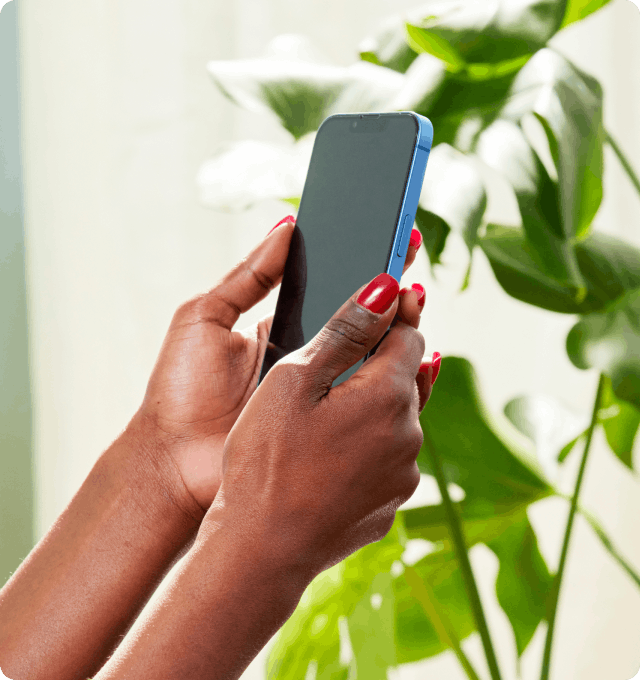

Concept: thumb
[[300, 273, 400, 393]]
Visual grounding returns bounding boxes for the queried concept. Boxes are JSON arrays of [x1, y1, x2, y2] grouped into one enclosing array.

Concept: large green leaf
[[567, 288, 640, 411], [498, 48, 604, 241], [476, 119, 584, 290], [207, 35, 404, 140], [480, 225, 640, 314], [416, 143, 487, 269], [412, 357, 554, 656], [405, 0, 564, 75], [487, 514, 553, 656], [418, 358, 551, 506]]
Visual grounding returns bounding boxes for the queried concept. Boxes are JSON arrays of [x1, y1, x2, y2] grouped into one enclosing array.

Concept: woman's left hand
[[130, 215, 424, 511]]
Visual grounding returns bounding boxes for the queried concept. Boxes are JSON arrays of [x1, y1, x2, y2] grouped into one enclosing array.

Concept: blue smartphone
[[258, 111, 433, 387]]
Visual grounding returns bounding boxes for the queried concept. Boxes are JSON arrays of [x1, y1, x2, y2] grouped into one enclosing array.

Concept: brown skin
[[0, 218, 435, 680]]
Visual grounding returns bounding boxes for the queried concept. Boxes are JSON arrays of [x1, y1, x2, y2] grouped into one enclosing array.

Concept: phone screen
[[259, 113, 419, 386]]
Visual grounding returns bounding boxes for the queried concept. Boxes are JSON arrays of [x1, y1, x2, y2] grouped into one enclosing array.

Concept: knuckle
[[173, 296, 203, 325], [322, 318, 370, 353]]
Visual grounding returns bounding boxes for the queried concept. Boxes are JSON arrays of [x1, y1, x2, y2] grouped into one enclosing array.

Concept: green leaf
[[405, 0, 564, 73], [418, 357, 552, 506], [560, 0, 612, 30], [413, 357, 554, 656], [567, 288, 640, 410], [480, 225, 640, 314], [487, 514, 554, 656], [416, 144, 486, 269], [476, 119, 584, 292], [503, 394, 587, 478], [499, 48, 604, 240], [207, 35, 406, 140], [599, 375, 640, 470]]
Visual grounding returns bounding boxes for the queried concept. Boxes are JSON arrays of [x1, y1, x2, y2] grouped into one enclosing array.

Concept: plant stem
[[606, 130, 640, 198], [404, 565, 483, 680], [539, 373, 605, 680], [426, 430, 503, 680]]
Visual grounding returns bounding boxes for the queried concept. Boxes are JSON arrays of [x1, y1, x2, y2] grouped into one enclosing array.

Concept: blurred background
[[1, 0, 639, 678]]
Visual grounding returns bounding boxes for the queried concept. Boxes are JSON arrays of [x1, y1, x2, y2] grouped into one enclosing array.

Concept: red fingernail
[[268, 215, 296, 236], [409, 228, 422, 249], [418, 362, 433, 378], [411, 283, 426, 308], [356, 273, 399, 314], [431, 352, 441, 385]]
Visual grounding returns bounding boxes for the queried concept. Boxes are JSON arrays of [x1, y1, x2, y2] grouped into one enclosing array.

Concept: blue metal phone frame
[[385, 111, 433, 281]]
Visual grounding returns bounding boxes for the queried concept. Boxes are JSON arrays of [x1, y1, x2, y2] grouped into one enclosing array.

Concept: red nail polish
[[268, 215, 296, 236], [356, 273, 399, 314], [409, 228, 422, 249], [431, 352, 441, 385], [418, 362, 433, 377], [411, 283, 426, 308]]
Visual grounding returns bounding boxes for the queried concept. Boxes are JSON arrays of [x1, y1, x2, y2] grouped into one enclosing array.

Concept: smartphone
[[258, 111, 433, 387]]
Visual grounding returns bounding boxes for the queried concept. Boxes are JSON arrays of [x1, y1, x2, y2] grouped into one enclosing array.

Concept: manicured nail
[[411, 283, 426, 308], [356, 273, 399, 314], [431, 352, 441, 385], [409, 228, 422, 249], [268, 215, 296, 236]]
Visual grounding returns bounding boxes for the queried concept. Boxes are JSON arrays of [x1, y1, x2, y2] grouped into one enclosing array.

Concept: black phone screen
[[259, 113, 419, 387]]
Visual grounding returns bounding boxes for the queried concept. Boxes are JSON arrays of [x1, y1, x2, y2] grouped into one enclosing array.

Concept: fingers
[[416, 352, 441, 412], [394, 283, 425, 330], [194, 216, 296, 329], [401, 227, 423, 277], [300, 272, 401, 395]]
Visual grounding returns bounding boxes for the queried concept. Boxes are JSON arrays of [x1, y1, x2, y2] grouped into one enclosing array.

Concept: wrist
[[108, 413, 206, 540]]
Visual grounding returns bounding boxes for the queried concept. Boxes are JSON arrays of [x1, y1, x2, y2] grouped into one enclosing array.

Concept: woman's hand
[[131, 215, 428, 511]]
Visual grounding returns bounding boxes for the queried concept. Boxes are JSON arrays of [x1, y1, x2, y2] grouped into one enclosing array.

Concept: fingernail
[[268, 215, 296, 236], [411, 283, 426, 308], [409, 228, 422, 249], [431, 352, 441, 385], [356, 273, 399, 314]]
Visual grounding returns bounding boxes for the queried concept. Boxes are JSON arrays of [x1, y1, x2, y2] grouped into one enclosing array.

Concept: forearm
[[0, 415, 205, 680], [94, 505, 311, 680]]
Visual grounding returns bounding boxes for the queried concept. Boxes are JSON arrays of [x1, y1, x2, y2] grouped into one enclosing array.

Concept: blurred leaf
[[504, 394, 588, 478], [558, 432, 584, 463], [208, 35, 408, 140], [282, 197, 301, 209], [499, 48, 604, 241], [599, 375, 640, 470], [197, 138, 313, 211], [418, 357, 552, 506], [487, 514, 553, 656], [560, 0, 612, 29], [476, 119, 584, 292], [480, 226, 640, 314], [412, 357, 554, 655], [567, 288, 640, 410], [358, 14, 419, 73], [416, 144, 487, 268], [405, 0, 564, 73]]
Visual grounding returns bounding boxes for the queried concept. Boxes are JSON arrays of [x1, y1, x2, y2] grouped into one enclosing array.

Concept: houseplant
[[198, 1, 640, 678]]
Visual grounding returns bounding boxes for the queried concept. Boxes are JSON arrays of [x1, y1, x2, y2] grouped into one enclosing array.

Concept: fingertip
[[267, 215, 296, 237]]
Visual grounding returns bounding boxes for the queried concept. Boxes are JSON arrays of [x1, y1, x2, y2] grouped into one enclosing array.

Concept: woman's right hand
[[203, 272, 437, 580]]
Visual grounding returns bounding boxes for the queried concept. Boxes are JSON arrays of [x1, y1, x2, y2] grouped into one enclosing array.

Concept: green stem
[[426, 430, 503, 680], [404, 565, 483, 680], [606, 130, 640, 198], [539, 373, 605, 680]]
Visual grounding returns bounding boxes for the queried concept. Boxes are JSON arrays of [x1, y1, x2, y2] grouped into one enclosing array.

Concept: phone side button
[[397, 214, 412, 257]]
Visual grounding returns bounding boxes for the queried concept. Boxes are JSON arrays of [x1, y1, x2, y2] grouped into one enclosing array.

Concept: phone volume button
[[397, 214, 412, 257]]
